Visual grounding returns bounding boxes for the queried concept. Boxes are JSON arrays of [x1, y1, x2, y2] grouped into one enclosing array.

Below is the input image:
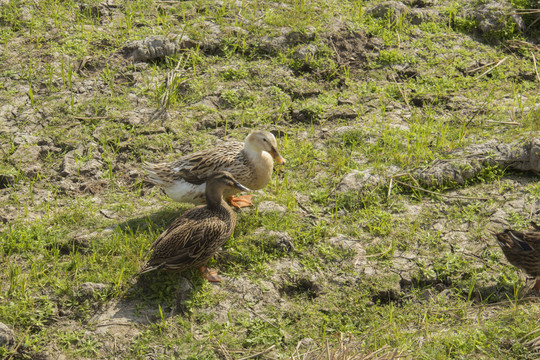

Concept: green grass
[[1, 0, 540, 359]]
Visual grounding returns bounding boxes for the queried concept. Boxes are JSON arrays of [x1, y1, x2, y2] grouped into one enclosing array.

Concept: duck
[[139, 171, 248, 282], [144, 130, 286, 208], [492, 223, 540, 291]]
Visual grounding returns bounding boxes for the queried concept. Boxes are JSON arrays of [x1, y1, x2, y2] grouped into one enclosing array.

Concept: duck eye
[[263, 138, 267, 142]]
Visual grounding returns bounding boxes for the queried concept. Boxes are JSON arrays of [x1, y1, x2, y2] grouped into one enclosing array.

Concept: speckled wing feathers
[[170, 142, 245, 183], [495, 230, 540, 278]]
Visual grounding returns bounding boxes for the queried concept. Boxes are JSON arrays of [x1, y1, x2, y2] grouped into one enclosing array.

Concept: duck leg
[[199, 266, 222, 282], [226, 195, 253, 208]]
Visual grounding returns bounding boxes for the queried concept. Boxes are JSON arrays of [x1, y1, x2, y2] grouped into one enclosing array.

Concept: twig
[[364, 239, 394, 258], [532, 51, 540, 83], [463, 87, 493, 127], [506, 39, 540, 52], [393, 179, 490, 201], [248, 307, 279, 329], [526, 16, 540, 33], [238, 345, 276, 360], [213, 342, 233, 360], [504, 9, 540, 15], [329, 37, 342, 65], [519, 328, 540, 343], [466, 61, 495, 75], [73, 116, 113, 120], [483, 120, 520, 125], [387, 177, 393, 199], [475, 57, 508, 79], [7, 326, 32, 360], [391, 74, 411, 113]]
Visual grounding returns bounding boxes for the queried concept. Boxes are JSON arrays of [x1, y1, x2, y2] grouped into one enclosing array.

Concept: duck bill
[[270, 147, 286, 165], [234, 181, 250, 192]]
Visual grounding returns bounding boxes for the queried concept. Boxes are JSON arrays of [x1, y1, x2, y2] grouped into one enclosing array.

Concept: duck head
[[245, 131, 286, 165]]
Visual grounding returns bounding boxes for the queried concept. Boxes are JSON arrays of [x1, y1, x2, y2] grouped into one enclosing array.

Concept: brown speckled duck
[[492, 223, 540, 291], [139, 171, 248, 282], [144, 131, 286, 208]]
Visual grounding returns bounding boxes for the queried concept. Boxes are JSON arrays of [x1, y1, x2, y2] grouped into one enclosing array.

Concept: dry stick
[[387, 177, 393, 199], [519, 328, 540, 343], [217, 342, 233, 360], [7, 326, 32, 360], [393, 179, 490, 201], [392, 74, 411, 113], [329, 37, 342, 65], [248, 307, 279, 329], [475, 57, 508, 79], [238, 345, 276, 360], [484, 120, 519, 125], [73, 116, 113, 120], [466, 61, 495, 75], [526, 16, 540, 33], [505, 9, 540, 15], [507, 39, 540, 52], [532, 51, 540, 83]]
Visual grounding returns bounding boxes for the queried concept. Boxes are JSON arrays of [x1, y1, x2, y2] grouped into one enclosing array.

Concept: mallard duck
[[492, 224, 540, 291], [144, 130, 286, 208], [139, 171, 248, 282]]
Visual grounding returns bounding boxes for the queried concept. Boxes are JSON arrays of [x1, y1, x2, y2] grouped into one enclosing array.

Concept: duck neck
[[243, 136, 262, 159], [205, 184, 225, 210]]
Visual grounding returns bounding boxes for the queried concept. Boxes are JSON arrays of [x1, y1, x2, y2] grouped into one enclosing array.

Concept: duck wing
[[169, 142, 245, 184]]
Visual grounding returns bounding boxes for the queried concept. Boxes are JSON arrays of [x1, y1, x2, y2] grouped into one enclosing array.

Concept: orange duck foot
[[199, 266, 222, 282], [226, 195, 253, 208]]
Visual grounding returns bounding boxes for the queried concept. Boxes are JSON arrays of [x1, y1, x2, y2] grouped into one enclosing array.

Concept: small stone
[[172, 277, 193, 315], [0, 322, 14, 346], [257, 201, 287, 213], [79, 282, 108, 296], [122, 34, 196, 62], [292, 44, 319, 61], [366, 1, 408, 20], [256, 228, 295, 253], [472, 1, 525, 34], [336, 169, 384, 194]]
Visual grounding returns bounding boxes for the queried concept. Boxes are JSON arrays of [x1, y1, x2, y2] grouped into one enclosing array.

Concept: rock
[[413, 138, 540, 188], [0, 322, 14, 346], [407, 8, 439, 25], [60, 148, 83, 177], [257, 229, 295, 253], [327, 234, 366, 254], [471, 1, 525, 34], [292, 44, 319, 61], [80, 159, 103, 177], [78, 0, 118, 19], [366, 1, 408, 21], [9, 145, 42, 176], [172, 277, 193, 315], [79, 282, 108, 296], [257, 201, 287, 213], [122, 34, 196, 62], [336, 169, 384, 194]]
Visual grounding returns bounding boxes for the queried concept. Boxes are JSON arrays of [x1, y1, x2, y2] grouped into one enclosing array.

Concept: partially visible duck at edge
[[492, 222, 540, 292]]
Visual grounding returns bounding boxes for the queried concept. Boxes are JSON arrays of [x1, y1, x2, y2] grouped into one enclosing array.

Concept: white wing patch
[[164, 180, 207, 204]]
